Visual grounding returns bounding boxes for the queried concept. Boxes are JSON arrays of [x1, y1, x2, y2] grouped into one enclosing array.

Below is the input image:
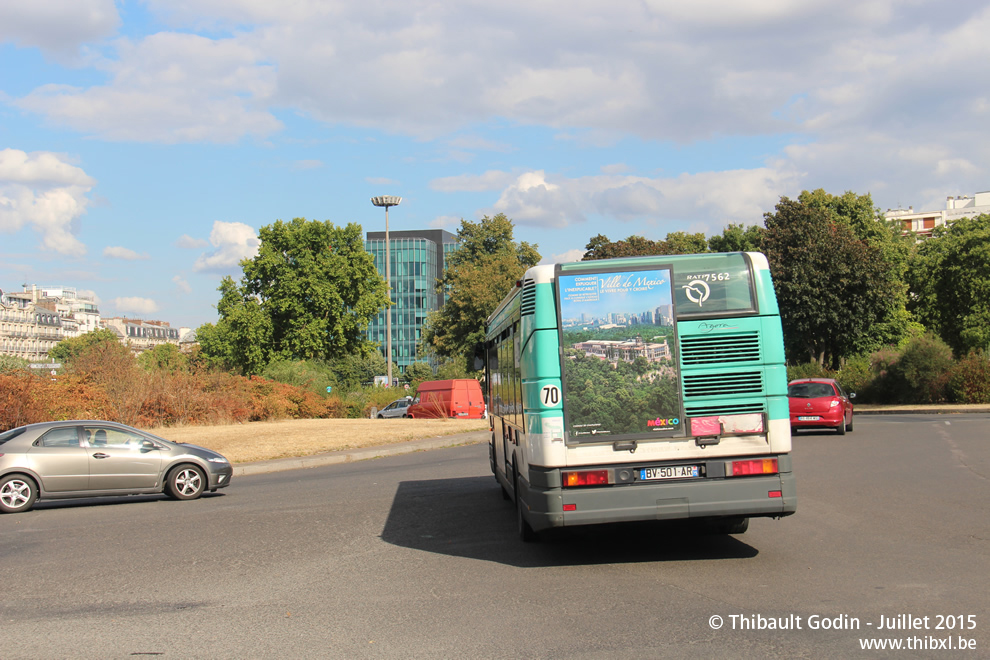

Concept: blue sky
[[2, 0, 989, 329]]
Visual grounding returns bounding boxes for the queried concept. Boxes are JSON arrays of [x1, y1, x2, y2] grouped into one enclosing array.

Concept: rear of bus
[[513, 252, 795, 536]]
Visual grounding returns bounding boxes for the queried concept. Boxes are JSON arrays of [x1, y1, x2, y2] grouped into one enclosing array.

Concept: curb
[[856, 408, 990, 415], [232, 429, 489, 477]]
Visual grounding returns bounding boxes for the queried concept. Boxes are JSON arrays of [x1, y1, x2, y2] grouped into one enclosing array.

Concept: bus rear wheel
[[514, 472, 538, 542], [697, 516, 749, 535]]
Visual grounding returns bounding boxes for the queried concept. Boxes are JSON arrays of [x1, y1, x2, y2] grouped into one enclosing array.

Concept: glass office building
[[365, 229, 458, 373]]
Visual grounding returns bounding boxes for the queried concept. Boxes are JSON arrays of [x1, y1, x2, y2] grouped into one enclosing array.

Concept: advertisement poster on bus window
[[556, 266, 683, 441]]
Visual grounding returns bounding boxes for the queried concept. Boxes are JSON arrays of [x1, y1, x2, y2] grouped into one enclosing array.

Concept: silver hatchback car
[[377, 397, 413, 419], [0, 420, 233, 513]]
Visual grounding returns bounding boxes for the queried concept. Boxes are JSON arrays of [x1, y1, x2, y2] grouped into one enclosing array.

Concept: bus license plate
[[798, 416, 820, 421], [640, 465, 699, 481]]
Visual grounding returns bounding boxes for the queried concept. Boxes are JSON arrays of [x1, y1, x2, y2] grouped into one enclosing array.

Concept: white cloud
[[172, 275, 192, 294], [491, 171, 579, 227], [600, 164, 631, 175], [0, 148, 92, 256], [193, 221, 259, 272], [483, 166, 802, 230], [543, 248, 586, 265], [112, 296, 159, 316], [15, 33, 281, 143], [175, 234, 209, 249], [292, 159, 324, 170], [431, 170, 516, 193], [428, 215, 462, 229], [77, 289, 101, 304], [103, 246, 149, 260], [0, 0, 119, 57], [7, 0, 990, 216], [446, 135, 513, 153]]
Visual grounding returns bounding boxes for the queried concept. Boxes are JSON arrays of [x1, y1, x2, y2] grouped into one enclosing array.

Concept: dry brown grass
[[141, 417, 489, 464]]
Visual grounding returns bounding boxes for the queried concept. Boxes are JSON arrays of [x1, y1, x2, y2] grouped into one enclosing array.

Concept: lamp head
[[371, 196, 402, 208]]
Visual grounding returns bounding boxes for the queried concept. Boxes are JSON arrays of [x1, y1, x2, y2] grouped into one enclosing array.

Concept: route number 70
[[541, 385, 560, 406]]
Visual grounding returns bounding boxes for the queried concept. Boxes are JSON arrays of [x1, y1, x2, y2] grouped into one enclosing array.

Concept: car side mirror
[[849, 393, 856, 399]]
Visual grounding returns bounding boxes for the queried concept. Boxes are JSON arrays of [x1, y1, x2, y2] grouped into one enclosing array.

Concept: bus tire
[[699, 516, 749, 535], [515, 472, 538, 542], [720, 517, 749, 535]]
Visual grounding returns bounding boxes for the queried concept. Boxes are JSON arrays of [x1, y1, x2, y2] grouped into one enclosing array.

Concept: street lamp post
[[371, 195, 402, 387]]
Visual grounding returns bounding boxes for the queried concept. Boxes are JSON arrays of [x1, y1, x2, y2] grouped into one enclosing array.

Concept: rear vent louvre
[[520, 279, 536, 316], [682, 372, 763, 398], [685, 403, 766, 417], [680, 332, 761, 366]]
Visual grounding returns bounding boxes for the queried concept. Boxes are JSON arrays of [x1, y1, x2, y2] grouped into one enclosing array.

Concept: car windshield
[[789, 383, 836, 398]]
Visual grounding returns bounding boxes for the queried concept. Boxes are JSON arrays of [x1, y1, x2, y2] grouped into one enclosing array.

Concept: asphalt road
[[1, 414, 988, 659]]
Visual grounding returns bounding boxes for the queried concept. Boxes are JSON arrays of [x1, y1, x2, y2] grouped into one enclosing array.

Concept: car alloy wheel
[[0, 475, 38, 514], [166, 465, 206, 500]]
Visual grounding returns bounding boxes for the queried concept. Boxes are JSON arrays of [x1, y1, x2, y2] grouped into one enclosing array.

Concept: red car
[[788, 378, 855, 435]]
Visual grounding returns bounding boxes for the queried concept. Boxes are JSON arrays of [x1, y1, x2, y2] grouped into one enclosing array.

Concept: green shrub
[[836, 354, 874, 401], [0, 354, 30, 374], [262, 359, 334, 396], [326, 353, 388, 391], [403, 361, 434, 387], [883, 333, 954, 403], [786, 362, 832, 382], [948, 351, 990, 403]]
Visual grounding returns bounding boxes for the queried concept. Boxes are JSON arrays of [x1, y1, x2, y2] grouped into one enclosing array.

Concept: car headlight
[[207, 456, 229, 464]]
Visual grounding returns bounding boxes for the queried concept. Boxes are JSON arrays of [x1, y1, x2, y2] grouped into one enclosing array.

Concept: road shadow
[[31, 491, 225, 512], [380, 476, 758, 567]]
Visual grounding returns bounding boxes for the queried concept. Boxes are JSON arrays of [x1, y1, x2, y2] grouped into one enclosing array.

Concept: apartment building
[[885, 190, 990, 237], [0, 284, 185, 361]]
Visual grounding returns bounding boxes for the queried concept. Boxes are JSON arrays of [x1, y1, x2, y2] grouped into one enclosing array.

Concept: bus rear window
[[670, 253, 755, 317]]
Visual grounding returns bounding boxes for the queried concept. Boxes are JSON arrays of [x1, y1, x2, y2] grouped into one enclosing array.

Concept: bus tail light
[[563, 469, 610, 487], [726, 458, 778, 476]]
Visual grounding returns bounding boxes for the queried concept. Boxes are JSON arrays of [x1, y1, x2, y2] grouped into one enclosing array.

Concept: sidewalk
[[232, 429, 489, 477]]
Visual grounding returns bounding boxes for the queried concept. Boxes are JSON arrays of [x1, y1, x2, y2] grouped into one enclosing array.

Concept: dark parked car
[[788, 379, 855, 435], [0, 420, 233, 513]]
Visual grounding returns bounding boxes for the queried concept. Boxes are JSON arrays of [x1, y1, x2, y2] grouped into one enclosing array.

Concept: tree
[[49, 328, 124, 363], [402, 361, 434, 384], [326, 352, 389, 391], [63, 331, 148, 425], [763, 195, 902, 369], [421, 214, 540, 368], [196, 219, 389, 375], [582, 232, 709, 260], [196, 278, 274, 375], [907, 214, 990, 355], [800, 189, 912, 351], [708, 223, 765, 252], [137, 343, 188, 374]]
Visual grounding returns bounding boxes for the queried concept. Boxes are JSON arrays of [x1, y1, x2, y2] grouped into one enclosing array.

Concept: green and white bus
[[481, 252, 795, 541]]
